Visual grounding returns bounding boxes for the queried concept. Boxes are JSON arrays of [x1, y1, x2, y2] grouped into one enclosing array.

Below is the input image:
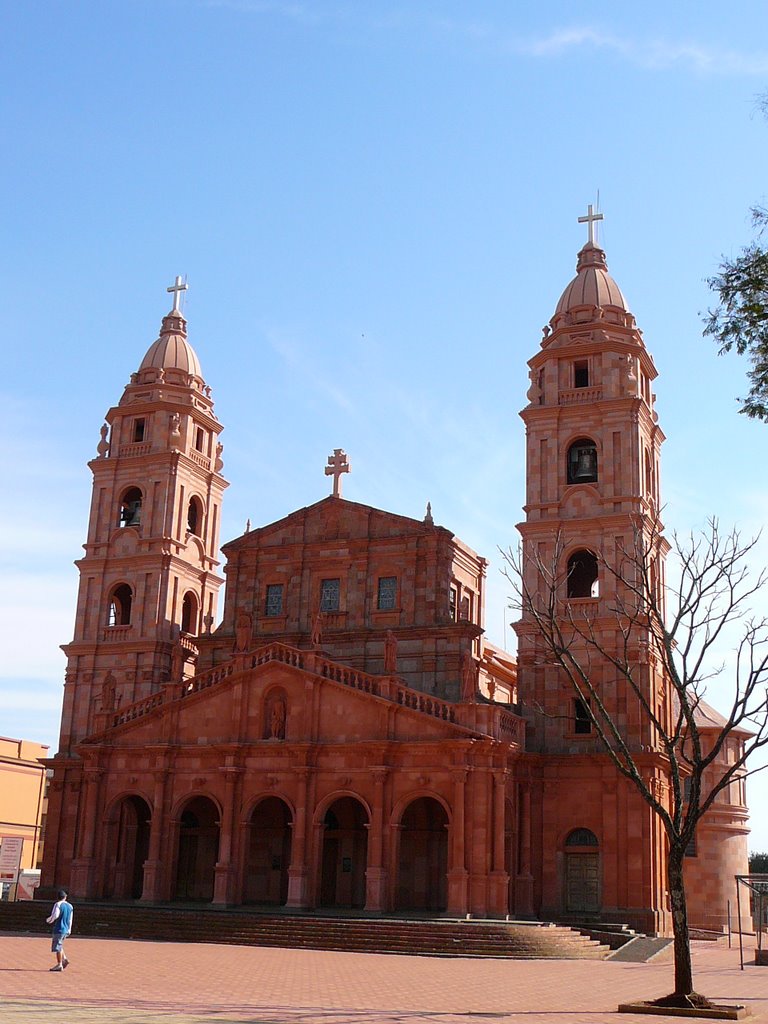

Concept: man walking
[[46, 889, 73, 971]]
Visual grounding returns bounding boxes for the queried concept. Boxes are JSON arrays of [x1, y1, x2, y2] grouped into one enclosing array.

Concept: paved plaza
[[0, 933, 766, 1024]]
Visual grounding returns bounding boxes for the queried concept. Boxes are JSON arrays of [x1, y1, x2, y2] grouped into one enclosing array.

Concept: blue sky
[[2, 1, 768, 849]]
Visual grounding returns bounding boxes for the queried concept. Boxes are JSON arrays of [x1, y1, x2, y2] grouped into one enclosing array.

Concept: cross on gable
[[578, 203, 604, 246], [325, 448, 350, 498], [167, 275, 188, 312]]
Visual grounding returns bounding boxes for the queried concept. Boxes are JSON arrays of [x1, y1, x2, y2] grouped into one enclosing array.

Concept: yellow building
[[0, 736, 49, 897]]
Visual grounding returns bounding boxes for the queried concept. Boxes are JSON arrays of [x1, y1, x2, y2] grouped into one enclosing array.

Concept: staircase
[[0, 902, 609, 959]]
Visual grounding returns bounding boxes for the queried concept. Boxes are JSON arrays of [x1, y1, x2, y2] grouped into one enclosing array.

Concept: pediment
[[223, 496, 445, 553], [84, 644, 476, 750]]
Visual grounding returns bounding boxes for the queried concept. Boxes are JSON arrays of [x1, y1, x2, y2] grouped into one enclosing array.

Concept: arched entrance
[[395, 797, 448, 912], [564, 828, 600, 914], [319, 796, 368, 909], [244, 797, 291, 905], [105, 795, 151, 900], [174, 796, 220, 902]]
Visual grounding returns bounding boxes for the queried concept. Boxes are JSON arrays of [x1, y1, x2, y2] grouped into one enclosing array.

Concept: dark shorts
[[51, 932, 68, 953]]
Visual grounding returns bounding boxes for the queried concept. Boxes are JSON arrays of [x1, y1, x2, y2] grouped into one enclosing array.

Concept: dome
[[554, 243, 629, 316], [139, 310, 203, 379]]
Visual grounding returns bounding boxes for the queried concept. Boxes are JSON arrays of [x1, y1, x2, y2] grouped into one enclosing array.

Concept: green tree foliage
[[750, 851, 768, 873], [705, 206, 768, 421]]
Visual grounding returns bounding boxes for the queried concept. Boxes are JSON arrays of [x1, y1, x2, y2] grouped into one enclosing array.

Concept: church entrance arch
[[319, 796, 368, 909], [174, 796, 220, 902], [564, 828, 600, 915], [395, 797, 448, 912], [244, 797, 291, 905], [104, 794, 151, 900]]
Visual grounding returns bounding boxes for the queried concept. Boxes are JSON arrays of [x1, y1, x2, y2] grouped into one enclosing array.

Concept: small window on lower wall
[[377, 576, 397, 610], [574, 698, 592, 734]]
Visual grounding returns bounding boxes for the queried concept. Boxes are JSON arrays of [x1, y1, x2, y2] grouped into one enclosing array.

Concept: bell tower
[[58, 279, 228, 752], [515, 210, 666, 754]]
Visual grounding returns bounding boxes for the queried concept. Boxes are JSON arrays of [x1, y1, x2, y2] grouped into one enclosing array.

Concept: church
[[41, 219, 749, 936]]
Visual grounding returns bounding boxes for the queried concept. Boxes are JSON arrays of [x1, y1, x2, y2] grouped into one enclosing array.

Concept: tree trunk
[[668, 843, 694, 996]]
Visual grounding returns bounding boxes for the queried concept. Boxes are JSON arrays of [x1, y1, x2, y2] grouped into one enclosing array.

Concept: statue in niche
[[384, 630, 398, 673], [461, 649, 477, 703], [269, 698, 286, 740], [101, 672, 117, 711], [234, 611, 252, 653], [311, 612, 323, 648]]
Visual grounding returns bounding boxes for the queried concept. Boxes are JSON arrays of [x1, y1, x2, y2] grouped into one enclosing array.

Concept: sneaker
[[62, 959, 70, 969], [50, 965, 63, 972]]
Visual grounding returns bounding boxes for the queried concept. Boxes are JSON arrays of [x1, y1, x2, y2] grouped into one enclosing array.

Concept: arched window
[[119, 487, 143, 528], [567, 438, 598, 484], [567, 550, 599, 598], [565, 828, 599, 847], [108, 583, 133, 626], [187, 496, 203, 535], [181, 592, 198, 634]]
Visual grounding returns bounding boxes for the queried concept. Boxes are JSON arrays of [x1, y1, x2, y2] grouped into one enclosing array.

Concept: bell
[[572, 448, 597, 481], [121, 500, 142, 527]]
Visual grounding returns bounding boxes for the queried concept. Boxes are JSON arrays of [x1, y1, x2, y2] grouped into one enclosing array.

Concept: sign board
[[0, 837, 24, 882]]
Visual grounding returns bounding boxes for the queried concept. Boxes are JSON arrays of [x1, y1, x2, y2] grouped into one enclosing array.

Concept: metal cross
[[167, 275, 188, 312], [325, 448, 350, 498], [578, 204, 604, 246]]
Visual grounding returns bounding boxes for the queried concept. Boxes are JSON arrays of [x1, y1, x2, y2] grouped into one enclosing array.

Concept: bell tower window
[[574, 361, 589, 388], [119, 487, 143, 528], [107, 583, 133, 626], [574, 698, 592, 734], [133, 418, 146, 442], [195, 427, 205, 453], [567, 439, 598, 484], [187, 496, 203, 535], [567, 550, 599, 598], [181, 591, 198, 634]]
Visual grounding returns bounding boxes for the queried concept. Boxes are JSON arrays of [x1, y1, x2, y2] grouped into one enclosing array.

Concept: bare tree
[[504, 517, 768, 1007]]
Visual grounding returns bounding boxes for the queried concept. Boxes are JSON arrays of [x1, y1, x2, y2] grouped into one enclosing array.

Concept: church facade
[[41, 233, 749, 935]]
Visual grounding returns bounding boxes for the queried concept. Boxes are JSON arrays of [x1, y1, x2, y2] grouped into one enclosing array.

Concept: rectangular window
[[133, 418, 145, 442], [574, 698, 592, 734], [377, 576, 397, 610], [195, 427, 205, 452], [265, 584, 283, 617], [449, 586, 457, 621], [320, 578, 340, 612], [574, 360, 589, 388]]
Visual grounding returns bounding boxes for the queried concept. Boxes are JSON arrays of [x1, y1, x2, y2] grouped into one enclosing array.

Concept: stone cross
[[325, 448, 350, 498], [578, 204, 604, 246], [167, 275, 188, 312]]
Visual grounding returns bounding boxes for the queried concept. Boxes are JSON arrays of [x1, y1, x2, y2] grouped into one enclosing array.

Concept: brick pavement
[[0, 934, 765, 1024]]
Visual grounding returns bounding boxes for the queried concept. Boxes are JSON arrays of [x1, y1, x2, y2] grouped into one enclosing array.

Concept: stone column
[[447, 768, 469, 915], [515, 782, 534, 916], [213, 766, 243, 905], [365, 768, 388, 912], [286, 767, 311, 908], [141, 770, 169, 902], [69, 767, 103, 898], [489, 769, 510, 916]]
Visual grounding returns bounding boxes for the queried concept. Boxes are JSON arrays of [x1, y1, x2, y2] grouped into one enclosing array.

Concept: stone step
[[0, 902, 610, 959]]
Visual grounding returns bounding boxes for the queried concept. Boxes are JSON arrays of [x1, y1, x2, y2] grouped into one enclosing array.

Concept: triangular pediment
[[222, 496, 449, 554], [82, 643, 489, 750]]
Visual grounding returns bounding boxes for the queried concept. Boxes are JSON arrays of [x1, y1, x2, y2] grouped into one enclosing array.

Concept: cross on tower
[[167, 275, 188, 312], [325, 448, 350, 498], [578, 203, 604, 246]]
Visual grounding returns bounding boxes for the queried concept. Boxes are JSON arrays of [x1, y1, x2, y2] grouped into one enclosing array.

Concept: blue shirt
[[50, 899, 73, 934]]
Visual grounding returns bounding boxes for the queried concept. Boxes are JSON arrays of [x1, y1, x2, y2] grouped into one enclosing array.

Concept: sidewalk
[[0, 933, 765, 1024]]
